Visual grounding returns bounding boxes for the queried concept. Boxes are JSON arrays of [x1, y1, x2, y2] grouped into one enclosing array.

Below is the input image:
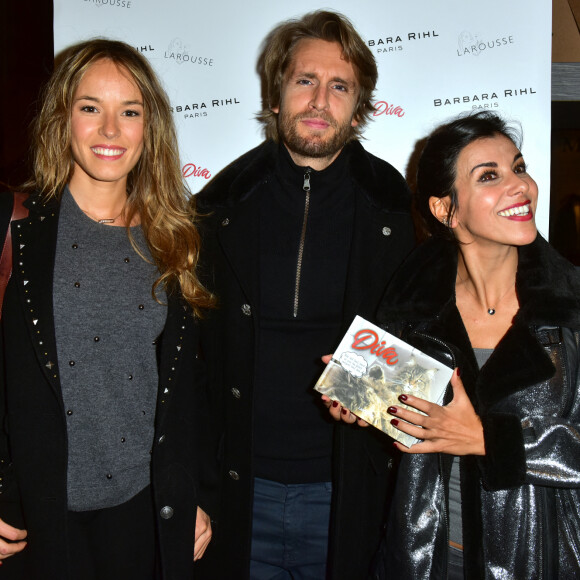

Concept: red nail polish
[[387, 406, 397, 414], [341, 408, 348, 415], [457, 367, 461, 378], [332, 401, 339, 408], [399, 394, 408, 402], [390, 418, 399, 427]]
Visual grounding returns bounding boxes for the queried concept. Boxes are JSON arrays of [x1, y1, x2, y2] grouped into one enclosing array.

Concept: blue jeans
[[250, 477, 332, 580]]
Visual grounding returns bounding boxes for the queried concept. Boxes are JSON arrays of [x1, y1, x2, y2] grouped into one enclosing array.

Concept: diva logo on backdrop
[[367, 30, 440, 55], [83, 0, 133, 8], [164, 38, 214, 67], [457, 32, 515, 57], [373, 101, 405, 118], [434, 87, 537, 109], [182, 163, 212, 181]]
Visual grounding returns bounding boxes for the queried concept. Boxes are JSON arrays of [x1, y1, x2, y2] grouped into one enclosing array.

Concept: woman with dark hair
[[327, 111, 580, 578], [0, 39, 215, 579]]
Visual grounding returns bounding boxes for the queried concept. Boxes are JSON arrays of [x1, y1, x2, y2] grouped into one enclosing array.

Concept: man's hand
[[194, 507, 212, 561], [320, 355, 369, 427], [0, 518, 27, 560]]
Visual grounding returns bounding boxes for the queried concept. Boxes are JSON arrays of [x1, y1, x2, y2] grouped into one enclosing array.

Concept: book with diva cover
[[315, 315, 453, 447]]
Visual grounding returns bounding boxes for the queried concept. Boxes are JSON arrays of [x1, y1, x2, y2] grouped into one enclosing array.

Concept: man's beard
[[277, 110, 355, 160]]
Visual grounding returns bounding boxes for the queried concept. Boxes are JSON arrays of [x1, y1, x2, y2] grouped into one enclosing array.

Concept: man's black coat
[[195, 140, 415, 579]]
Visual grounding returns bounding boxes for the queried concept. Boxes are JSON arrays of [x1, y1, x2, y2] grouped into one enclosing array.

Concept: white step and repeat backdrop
[[54, 0, 552, 235]]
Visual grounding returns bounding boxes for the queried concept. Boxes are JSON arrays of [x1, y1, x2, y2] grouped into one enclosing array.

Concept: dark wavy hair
[[416, 111, 522, 240], [256, 10, 378, 142]]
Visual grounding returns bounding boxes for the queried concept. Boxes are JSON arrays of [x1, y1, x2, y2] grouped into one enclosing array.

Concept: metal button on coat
[[228, 470, 240, 481], [241, 304, 251, 316], [160, 506, 174, 519], [158, 435, 166, 444], [382, 227, 392, 236], [231, 388, 241, 399], [221, 218, 230, 227]]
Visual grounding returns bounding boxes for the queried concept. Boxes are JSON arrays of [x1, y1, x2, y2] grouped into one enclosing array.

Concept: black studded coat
[[0, 192, 216, 580], [194, 139, 416, 580]]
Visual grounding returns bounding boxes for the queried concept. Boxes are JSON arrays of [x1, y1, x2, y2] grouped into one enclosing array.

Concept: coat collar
[[197, 139, 410, 214], [378, 235, 580, 410], [515, 235, 580, 329], [11, 197, 62, 398], [379, 234, 580, 330]]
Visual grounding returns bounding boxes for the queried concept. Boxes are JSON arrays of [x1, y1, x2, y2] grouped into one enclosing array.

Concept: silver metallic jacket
[[374, 236, 580, 579]]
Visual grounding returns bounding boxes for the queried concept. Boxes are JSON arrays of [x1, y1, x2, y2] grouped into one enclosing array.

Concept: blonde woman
[[0, 39, 215, 579]]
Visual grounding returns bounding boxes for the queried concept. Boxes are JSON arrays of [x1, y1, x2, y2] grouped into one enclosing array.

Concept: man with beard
[[195, 10, 415, 580]]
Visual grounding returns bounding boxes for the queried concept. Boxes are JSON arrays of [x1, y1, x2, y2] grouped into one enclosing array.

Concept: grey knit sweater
[[53, 189, 166, 511]]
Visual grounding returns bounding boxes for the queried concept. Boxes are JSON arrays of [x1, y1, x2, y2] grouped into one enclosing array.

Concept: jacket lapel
[[216, 192, 262, 309], [11, 201, 63, 401], [475, 236, 579, 409], [343, 196, 398, 321], [155, 294, 188, 425], [343, 141, 415, 323], [475, 320, 556, 411]]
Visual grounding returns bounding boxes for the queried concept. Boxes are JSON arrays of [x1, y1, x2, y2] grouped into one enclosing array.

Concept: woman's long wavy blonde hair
[[23, 38, 214, 316]]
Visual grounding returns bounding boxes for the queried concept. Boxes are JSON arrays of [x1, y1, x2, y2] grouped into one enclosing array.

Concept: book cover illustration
[[315, 315, 453, 447]]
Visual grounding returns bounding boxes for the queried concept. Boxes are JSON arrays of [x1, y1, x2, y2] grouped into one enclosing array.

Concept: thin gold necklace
[[456, 271, 515, 315], [79, 205, 125, 224]]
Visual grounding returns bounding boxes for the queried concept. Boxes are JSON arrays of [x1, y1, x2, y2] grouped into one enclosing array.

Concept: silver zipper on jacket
[[293, 168, 311, 318]]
